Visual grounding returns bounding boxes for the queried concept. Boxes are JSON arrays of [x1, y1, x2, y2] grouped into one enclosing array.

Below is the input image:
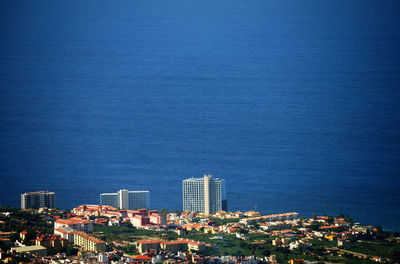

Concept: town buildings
[[100, 189, 150, 210], [71, 205, 167, 228], [2, 205, 394, 263], [136, 239, 207, 254], [54, 226, 75, 242], [182, 174, 227, 215], [240, 212, 299, 225], [12, 245, 47, 257], [72, 204, 117, 217], [128, 209, 167, 227], [74, 231, 106, 252], [54, 217, 93, 233], [20, 191, 55, 209], [35, 233, 70, 250]]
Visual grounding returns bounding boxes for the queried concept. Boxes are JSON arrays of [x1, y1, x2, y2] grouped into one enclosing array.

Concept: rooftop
[[74, 204, 117, 211], [55, 218, 92, 225], [74, 231, 105, 244], [137, 240, 162, 244], [131, 255, 152, 260], [22, 191, 54, 195], [13, 245, 47, 253], [54, 227, 75, 235]]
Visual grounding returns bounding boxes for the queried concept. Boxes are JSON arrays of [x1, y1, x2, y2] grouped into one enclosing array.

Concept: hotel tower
[[100, 189, 150, 210], [182, 174, 227, 215], [21, 191, 55, 209]]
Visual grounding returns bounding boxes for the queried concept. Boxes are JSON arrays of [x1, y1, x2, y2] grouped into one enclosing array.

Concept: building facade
[[54, 226, 75, 242], [72, 205, 117, 217], [136, 239, 206, 254], [21, 191, 55, 209], [100, 190, 150, 210], [54, 218, 93, 233], [183, 174, 227, 215], [74, 231, 106, 252], [127, 209, 167, 228], [99, 193, 119, 209]]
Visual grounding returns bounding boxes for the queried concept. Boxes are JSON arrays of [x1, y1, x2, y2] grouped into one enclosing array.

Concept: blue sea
[[1, 0, 400, 231]]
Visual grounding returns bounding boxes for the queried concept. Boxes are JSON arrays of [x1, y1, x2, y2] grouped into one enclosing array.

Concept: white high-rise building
[[118, 189, 129, 209], [100, 190, 150, 210], [21, 191, 55, 209], [183, 174, 227, 215], [99, 193, 119, 209]]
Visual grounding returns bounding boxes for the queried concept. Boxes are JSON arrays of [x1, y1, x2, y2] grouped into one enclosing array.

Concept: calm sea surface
[[1, 0, 400, 230]]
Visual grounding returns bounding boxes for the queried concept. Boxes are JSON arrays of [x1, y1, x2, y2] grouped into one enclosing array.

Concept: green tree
[[47, 247, 58, 256], [66, 246, 79, 256], [105, 243, 113, 252], [390, 248, 400, 263], [23, 231, 37, 245], [9, 232, 19, 242], [238, 228, 248, 234], [0, 240, 11, 251], [310, 221, 321, 231], [263, 248, 271, 256], [122, 244, 137, 254]]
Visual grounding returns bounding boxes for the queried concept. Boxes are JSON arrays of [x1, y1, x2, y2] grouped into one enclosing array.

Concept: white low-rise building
[[54, 218, 93, 233], [54, 226, 75, 242], [98, 253, 109, 263], [152, 255, 162, 264]]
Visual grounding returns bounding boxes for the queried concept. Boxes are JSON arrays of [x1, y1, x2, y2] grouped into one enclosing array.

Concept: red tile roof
[[244, 212, 299, 221], [55, 218, 92, 225], [137, 240, 162, 244], [131, 255, 152, 260], [54, 228, 75, 235], [74, 231, 105, 244], [74, 204, 117, 211], [138, 239, 202, 246], [320, 225, 339, 229], [162, 240, 187, 245]]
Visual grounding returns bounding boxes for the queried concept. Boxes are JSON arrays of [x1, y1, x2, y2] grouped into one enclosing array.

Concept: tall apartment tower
[[100, 190, 150, 210], [21, 191, 55, 209], [183, 174, 227, 215]]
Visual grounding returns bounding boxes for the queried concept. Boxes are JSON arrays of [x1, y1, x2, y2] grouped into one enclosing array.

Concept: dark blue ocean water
[[1, 0, 400, 231]]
